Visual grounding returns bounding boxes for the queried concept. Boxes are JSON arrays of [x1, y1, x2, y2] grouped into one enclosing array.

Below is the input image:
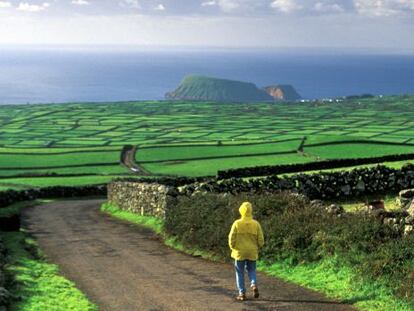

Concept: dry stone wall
[[107, 182, 177, 218], [108, 164, 414, 219]]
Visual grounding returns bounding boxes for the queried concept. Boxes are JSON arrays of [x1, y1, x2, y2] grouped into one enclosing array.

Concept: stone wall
[[181, 164, 414, 200], [107, 182, 177, 218], [108, 164, 414, 219]]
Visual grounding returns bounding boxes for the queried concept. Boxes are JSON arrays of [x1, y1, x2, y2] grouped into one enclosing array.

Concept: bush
[[165, 191, 414, 305], [165, 191, 310, 260]]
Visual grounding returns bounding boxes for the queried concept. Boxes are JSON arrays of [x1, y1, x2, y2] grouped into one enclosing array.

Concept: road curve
[[22, 200, 355, 311]]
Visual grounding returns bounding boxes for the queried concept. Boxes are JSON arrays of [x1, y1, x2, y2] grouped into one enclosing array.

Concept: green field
[[1, 96, 414, 187]]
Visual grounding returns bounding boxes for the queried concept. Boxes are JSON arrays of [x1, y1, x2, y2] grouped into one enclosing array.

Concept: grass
[[305, 144, 414, 159], [0, 152, 119, 168], [2, 231, 97, 311], [142, 153, 314, 177], [136, 140, 302, 162], [0, 165, 128, 177], [257, 258, 412, 311], [2, 96, 414, 181], [100, 203, 164, 234], [330, 194, 400, 212], [101, 202, 411, 310]]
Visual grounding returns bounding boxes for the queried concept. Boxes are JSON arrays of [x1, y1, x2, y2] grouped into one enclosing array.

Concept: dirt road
[[22, 200, 355, 311]]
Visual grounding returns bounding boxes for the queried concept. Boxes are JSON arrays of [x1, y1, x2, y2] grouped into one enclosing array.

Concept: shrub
[[165, 190, 414, 305]]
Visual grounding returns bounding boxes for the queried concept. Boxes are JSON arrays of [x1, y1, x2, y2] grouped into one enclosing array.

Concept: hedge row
[[217, 153, 414, 179], [0, 185, 107, 210], [165, 191, 414, 306], [181, 164, 414, 200]]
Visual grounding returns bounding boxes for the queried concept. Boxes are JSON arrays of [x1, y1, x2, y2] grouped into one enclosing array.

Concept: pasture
[[1, 96, 414, 186]]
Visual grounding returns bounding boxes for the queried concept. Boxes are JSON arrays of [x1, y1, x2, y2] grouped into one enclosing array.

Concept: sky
[[0, 0, 413, 51]]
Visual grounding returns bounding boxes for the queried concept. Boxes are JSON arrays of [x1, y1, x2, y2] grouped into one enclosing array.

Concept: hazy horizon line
[[1, 44, 414, 55]]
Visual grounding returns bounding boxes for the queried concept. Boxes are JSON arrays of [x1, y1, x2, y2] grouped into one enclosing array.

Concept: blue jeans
[[234, 260, 257, 295]]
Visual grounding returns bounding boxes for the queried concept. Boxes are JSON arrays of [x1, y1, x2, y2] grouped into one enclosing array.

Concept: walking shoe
[[251, 285, 259, 298], [235, 293, 247, 301]]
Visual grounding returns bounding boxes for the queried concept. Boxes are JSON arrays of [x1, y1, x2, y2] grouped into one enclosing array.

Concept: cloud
[[201, 0, 265, 13], [354, 0, 414, 17], [270, 0, 302, 13], [217, 0, 240, 11], [121, 0, 140, 9], [72, 0, 90, 5], [313, 2, 344, 13], [201, 0, 216, 7], [154, 3, 165, 11], [1, 4, 414, 52], [17, 2, 50, 12], [0, 1, 11, 8], [405, 0, 414, 10]]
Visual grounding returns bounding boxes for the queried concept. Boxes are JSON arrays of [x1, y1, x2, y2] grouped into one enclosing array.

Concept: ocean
[[1, 47, 414, 105]]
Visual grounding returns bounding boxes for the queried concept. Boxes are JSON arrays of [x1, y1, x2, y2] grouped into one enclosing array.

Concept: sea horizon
[[1, 46, 414, 105]]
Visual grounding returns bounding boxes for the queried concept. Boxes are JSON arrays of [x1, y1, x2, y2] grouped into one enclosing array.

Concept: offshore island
[[166, 75, 301, 102]]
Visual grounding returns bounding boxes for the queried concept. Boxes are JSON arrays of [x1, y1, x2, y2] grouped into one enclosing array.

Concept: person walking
[[228, 201, 264, 301]]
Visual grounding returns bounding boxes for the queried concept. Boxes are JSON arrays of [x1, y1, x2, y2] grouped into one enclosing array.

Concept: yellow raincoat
[[228, 202, 264, 261]]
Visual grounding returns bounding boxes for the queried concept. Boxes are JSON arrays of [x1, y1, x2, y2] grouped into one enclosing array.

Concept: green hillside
[[1, 95, 414, 187], [165, 75, 273, 102]]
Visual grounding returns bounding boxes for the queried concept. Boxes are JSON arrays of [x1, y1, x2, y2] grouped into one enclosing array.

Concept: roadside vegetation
[[101, 196, 413, 311], [3, 231, 96, 311]]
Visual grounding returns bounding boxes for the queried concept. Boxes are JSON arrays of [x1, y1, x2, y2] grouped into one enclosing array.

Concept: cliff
[[263, 85, 301, 101]]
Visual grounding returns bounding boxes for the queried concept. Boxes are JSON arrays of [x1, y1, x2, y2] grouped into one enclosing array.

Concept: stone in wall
[[398, 188, 414, 209], [407, 200, 414, 217], [107, 182, 176, 218]]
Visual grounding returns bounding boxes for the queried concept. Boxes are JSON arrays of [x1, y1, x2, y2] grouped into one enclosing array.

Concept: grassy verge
[[100, 203, 164, 234], [2, 231, 97, 311], [101, 202, 412, 311], [257, 258, 411, 311]]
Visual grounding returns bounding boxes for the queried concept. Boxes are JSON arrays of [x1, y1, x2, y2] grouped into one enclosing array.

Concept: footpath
[[22, 200, 355, 311]]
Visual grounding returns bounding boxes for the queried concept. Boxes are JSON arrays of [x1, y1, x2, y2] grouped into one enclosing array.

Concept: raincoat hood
[[239, 202, 253, 219], [229, 201, 264, 261]]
